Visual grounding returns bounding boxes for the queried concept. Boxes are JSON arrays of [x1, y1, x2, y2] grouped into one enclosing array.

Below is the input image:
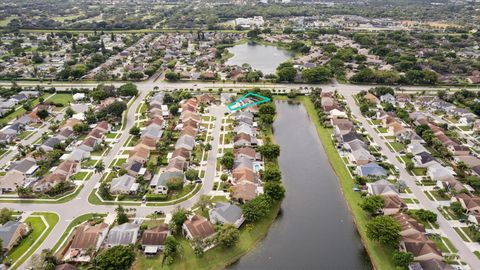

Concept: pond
[[225, 42, 293, 75], [228, 100, 372, 270]]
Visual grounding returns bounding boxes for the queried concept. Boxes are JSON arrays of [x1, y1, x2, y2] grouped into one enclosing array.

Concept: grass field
[[298, 96, 396, 270]]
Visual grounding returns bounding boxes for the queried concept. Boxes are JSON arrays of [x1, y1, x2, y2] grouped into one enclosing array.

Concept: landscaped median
[[0, 184, 84, 204], [87, 183, 203, 206], [298, 96, 396, 270], [4, 212, 59, 270]]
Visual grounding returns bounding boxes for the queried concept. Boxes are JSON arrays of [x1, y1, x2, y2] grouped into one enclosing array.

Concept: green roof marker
[[227, 92, 271, 112]]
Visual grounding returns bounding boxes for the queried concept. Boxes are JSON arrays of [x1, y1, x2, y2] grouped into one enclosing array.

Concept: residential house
[[0, 171, 25, 193], [0, 221, 28, 252], [408, 143, 428, 156], [151, 171, 184, 194], [400, 233, 442, 262], [79, 137, 98, 152], [64, 222, 109, 262], [105, 223, 140, 247], [141, 224, 170, 255], [356, 163, 387, 178], [410, 259, 454, 270], [427, 163, 455, 182], [129, 146, 150, 164], [234, 147, 259, 161], [231, 181, 258, 202], [413, 152, 437, 168], [380, 93, 395, 105], [40, 137, 61, 151], [367, 179, 398, 196], [175, 135, 195, 151], [182, 215, 216, 242], [209, 203, 245, 228], [392, 213, 425, 237], [166, 158, 186, 172], [141, 125, 164, 141], [455, 193, 480, 215], [109, 174, 138, 195], [364, 93, 379, 104], [447, 145, 470, 156], [382, 194, 407, 215]]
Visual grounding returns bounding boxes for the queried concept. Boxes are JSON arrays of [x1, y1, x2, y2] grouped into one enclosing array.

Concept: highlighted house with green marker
[[228, 92, 271, 111]]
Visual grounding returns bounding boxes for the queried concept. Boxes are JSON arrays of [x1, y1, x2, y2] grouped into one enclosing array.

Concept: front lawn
[[411, 167, 427, 176], [46, 93, 73, 106], [389, 142, 405, 152]]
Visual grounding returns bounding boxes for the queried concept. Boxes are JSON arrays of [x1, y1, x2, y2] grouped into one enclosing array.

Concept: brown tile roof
[[148, 117, 164, 127], [232, 181, 257, 201], [180, 126, 197, 138], [139, 137, 157, 149], [183, 119, 198, 129], [141, 224, 169, 246], [232, 168, 255, 183], [82, 137, 97, 147], [95, 121, 109, 131], [234, 147, 256, 159], [88, 128, 104, 140], [234, 133, 251, 142], [184, 215, 215, 240], [70, 223, 108, 249], [383, 194, 407, 210], [56, 160, 78, 175], [130, 146, 150, 160], [166, 158, 185, 172], [402, 233, 442, 258], [392, 213, 425, 235], [172, 148, 191, 160]]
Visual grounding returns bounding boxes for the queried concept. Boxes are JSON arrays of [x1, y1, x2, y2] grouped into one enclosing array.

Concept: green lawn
[[411, 167, 427, 176], [51, 213, 106, 253], [458, 126, 471, 131], [17, 131, 34, 140], [297, 97, 396, 270], [377, 127, 388, 133], [4, 212, 58, 269], [46, 93, 73, 106], [389, 142, 405, 152], [113, 158, 127, 167], [371, 119, 382, 125], [70, 171, 90, 180], [454, 227, 471, 242]]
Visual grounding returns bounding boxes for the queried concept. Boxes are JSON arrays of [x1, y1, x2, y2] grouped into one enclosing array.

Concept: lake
[[225, 42, 293, 75], [228, 101, 372, 270]]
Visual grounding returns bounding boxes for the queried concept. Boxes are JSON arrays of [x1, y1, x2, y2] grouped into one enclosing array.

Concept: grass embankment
[[298, 96, 396, 270]]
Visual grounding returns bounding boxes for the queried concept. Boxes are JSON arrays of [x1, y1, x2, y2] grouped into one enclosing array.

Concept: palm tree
[[94, 162, 105, 174], [195, 195, 213, 212]]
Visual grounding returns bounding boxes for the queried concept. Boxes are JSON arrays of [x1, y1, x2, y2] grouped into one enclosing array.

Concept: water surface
[[225, 43, 293, 74], [228, 101, 372, 270]]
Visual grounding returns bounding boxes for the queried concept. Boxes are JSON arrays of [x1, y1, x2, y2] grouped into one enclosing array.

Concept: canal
[[229, 100, 372, 270]]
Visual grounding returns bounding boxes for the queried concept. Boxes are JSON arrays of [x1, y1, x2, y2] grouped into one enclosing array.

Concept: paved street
[[343, 94, 480, 269]]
